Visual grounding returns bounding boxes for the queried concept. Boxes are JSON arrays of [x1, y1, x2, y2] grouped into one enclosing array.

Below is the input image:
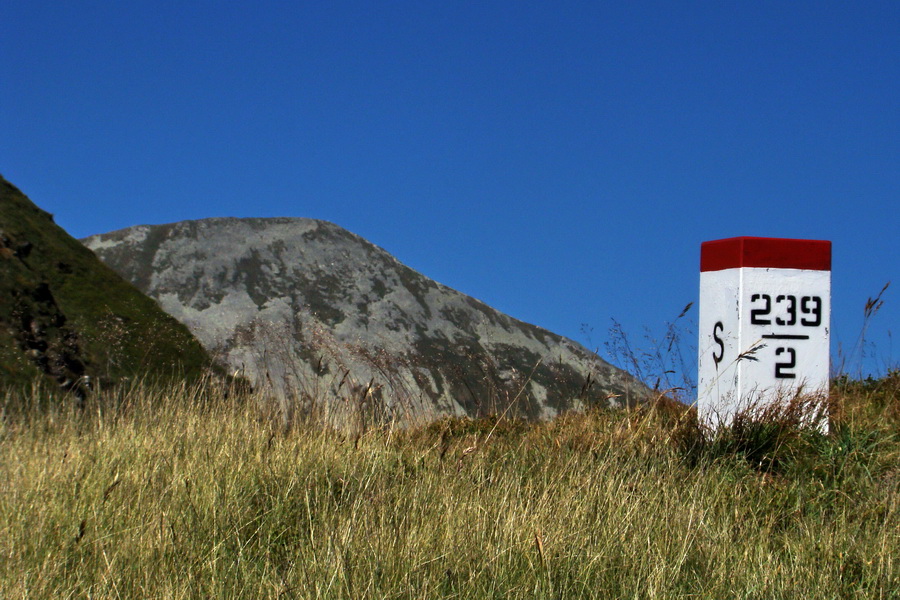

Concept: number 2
[[750, 294, 771, 325], [775, 347, 796, 379]]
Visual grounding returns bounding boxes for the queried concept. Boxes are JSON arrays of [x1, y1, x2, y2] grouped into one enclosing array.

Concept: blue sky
[[2, 1, 897, 386]]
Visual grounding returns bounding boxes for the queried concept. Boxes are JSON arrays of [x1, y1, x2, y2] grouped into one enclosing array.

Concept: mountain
[[0, 176, 215, 395], [82, 218, 649, 421]]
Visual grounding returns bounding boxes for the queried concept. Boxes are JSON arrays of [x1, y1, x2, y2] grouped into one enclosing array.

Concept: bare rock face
[[83, 218, 648, 422]]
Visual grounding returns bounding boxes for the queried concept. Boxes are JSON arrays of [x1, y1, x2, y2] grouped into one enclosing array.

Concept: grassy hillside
[[1, 373, 896, 598], [0, 175, 215, 393]]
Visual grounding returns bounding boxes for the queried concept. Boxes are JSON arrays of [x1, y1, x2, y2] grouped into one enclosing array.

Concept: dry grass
[[1, 373, 897, 598]]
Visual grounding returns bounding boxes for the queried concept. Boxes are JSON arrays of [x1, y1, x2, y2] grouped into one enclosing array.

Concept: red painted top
[[701, 237, 831, 272]]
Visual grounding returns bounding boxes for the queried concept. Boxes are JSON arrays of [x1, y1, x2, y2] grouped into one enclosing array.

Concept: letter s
[[712, 321, 725, 367]]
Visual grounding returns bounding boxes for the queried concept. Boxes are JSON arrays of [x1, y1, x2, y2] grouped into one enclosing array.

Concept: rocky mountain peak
[[83, 217, 648, 422]]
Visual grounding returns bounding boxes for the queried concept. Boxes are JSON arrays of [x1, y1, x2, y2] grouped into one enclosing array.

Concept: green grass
[[1, 373, 897, 598], [0, 175, 216, 393]]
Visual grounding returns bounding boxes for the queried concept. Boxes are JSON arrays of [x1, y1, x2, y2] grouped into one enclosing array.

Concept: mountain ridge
[[83, 216, 649, 422]]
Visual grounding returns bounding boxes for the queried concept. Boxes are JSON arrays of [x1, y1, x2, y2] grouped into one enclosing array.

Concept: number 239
[[750, 294, 822, 327]]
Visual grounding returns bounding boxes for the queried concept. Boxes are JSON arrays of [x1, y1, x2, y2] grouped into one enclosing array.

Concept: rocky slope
[[83, 218, 648, 421], [0, 176, 216, 396]]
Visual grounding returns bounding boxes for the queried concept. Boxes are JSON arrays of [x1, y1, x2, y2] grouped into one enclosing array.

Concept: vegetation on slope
[[1, 371, 896, 598], [0, 175, 216, 394]]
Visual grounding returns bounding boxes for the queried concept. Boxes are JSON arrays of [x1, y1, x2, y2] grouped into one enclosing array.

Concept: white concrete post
[[697, 237, 831, 428]]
